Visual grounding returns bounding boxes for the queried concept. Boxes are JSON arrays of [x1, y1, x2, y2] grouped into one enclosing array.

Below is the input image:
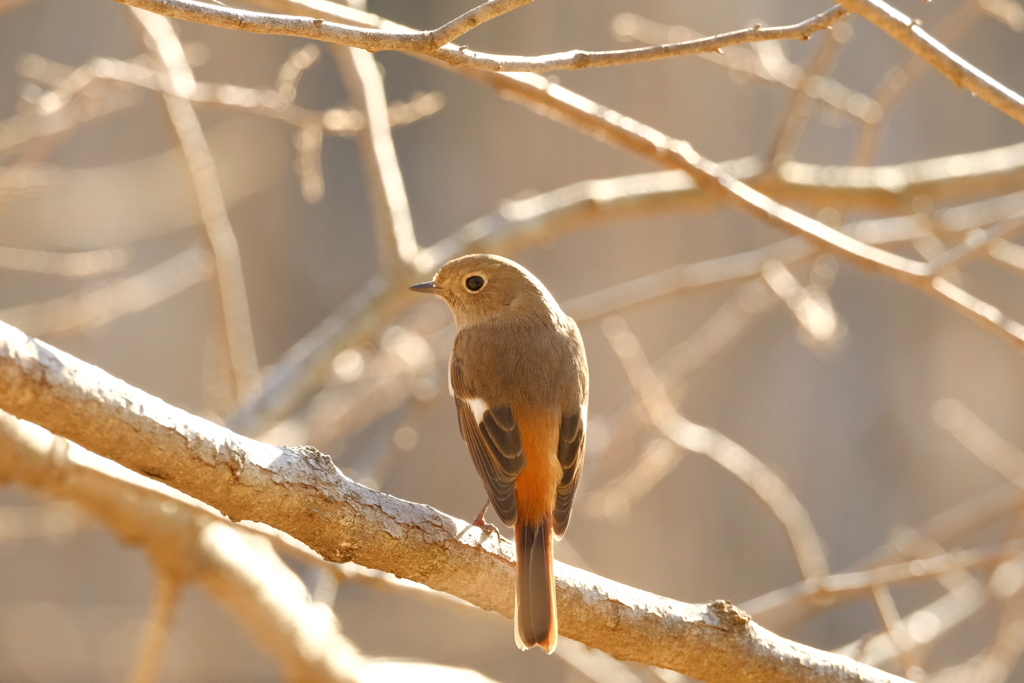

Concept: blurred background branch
[[2, 0, 1024, 681]]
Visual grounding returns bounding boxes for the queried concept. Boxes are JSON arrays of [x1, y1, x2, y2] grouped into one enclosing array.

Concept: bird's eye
[[465, 275, 485, 292]]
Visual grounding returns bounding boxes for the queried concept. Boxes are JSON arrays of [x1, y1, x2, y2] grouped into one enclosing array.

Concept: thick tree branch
[[0, 409, 364, 683], [0, 320, 906, 683], [0, 407, 506, 683]]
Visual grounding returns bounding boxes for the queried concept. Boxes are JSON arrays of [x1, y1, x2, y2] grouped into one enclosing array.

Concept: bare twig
[[565, 238, 813, 323], [851, 0, 984, 164], [131, 574, 181, 683], [0, 71, 141, 156], [227, 274, 394, 436], [111, 0, 847, 73], [476, 71, 1024, 355], [275, 43, 320, 101], [481, 71, 928, 280], [770, 21, 850, 166], [926, 211, 1024, 276], [836, 0, 1024, 125], [0, 244, 131, 277], [762, 260, 844, 351], [584, 437, 682, 520], [612, 12, 881, 123], [746, 482, 1024, 628], [602, 316, 830, 582], [979, 0, 1024, 31], [332, 45, 418, 270], [132, 10, 261, 404], [934, 398, 1024, 486], [425, 0, 534, 47], [585, 280, 779, 520], [0, 247, 211, 337], [16, 52, 440, 138], [837, 578, 988, 670], [869, 585, 922, 680]]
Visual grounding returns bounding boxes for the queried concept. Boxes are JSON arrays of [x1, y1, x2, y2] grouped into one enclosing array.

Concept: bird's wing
[[553, 408, 586, 538], [452, 352, 525, 526]]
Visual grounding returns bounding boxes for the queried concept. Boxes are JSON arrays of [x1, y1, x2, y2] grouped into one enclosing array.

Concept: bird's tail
[[514, 515, 557, 653]]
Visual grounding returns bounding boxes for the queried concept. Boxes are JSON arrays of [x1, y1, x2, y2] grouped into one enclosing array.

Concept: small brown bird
[[411, 254, 588, 653]]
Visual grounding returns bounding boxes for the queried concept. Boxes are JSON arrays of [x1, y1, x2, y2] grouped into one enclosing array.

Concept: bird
[[410, 253, 588, 653]]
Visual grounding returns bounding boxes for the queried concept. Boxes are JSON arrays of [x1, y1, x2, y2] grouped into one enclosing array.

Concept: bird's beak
[[409, 281, 442, 295]]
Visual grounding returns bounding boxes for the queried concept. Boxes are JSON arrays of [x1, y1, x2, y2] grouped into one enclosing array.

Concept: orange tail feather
[[514, 516, 557, 653]]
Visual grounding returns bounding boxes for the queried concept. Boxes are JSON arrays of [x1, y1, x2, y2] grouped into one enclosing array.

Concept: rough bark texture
[[0, 320, 906, 683]]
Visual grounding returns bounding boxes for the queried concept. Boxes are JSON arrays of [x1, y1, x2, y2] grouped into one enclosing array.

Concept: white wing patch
[[448, 351, 455, 397], [466, 397, 490, 425]]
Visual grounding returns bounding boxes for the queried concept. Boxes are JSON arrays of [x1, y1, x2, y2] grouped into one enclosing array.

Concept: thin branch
[[930, 563, 1024, 683], [0, 247, 211, 337], [583, 280, 779, 509], [564, 237, 813, 323], [131, 574, 181, 683], [837, 578, 989, 670], [425, 155, 1024, 266], [979, 0, 1024, 31], [835, 0, 1024, 125], [111, 0, 848, 73], [869, 585, 922, 680], [762, 260, 844, 351], [821, 539, 1024, 600], [425, 0, 534, 47], [275, 43, 320, 101], [770, 21, 850, 166], [227, 274, 393, 436], [481, 71, 928, 280], [305, 314, 443, 448], [474, 71, 1024, 354], [16, 52, 442, 139], [850, 0, 984, 165], [612, 12, 881, 123], [132, 10, 261, 404], [0, 71, 141, 156], [332, 45, 418, 270], [0, 244, 132, 277], [601, 316, 830, 582], [834, 527, 991, 672], [934, 398, 1024, 486], [228, 168, 1024, 437], [926, 210, 1024, 275], [0, 320, 908, 683], [746, 482, 1024, 628]]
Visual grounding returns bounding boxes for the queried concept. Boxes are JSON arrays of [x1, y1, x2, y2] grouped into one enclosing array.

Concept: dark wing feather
[[553, 410, 586, 538], [456, 398, 520, 523], [452, 351, 525, 526]]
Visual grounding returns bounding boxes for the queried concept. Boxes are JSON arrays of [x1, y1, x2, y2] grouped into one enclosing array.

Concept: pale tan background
[[1, 0, 1023, 681]]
